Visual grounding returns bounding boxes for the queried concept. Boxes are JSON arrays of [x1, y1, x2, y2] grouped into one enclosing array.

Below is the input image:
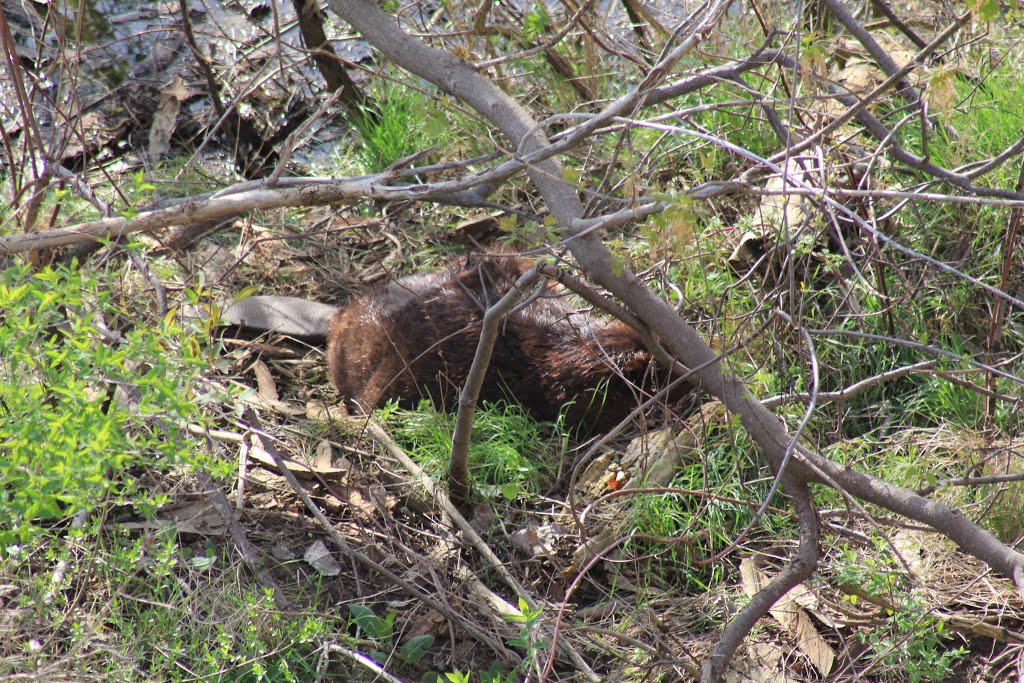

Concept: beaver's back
[[326, 256, 682, 431]]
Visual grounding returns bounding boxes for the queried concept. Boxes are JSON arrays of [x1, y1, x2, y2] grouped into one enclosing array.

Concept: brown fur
[[326, 255, 686, 432]]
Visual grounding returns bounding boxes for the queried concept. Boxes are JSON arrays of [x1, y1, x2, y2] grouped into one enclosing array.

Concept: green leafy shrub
[[836, 542, 968, 682], [0, 262, 212, 547]]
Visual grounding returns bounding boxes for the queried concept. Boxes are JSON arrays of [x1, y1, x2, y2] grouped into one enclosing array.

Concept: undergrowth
[[1, 3, 1022, 681], [0, 259, 219, 547], [834, 541, 968, 683], [383, 399, 559, 501], [625, 418, 790, 592], [1, 528, 337, 682], [0, 256, 337, 681]]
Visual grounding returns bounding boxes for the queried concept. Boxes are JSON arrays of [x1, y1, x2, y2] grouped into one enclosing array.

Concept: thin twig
[[194, 469, 292, 609], [241, 407, 517, 664]]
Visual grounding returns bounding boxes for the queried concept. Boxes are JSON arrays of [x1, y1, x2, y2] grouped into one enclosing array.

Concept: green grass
[[624, 419, 790, 591], [384, 399, 558, 500], [933, 66, 1024, 168], [1, 528, 338, 682], [350, 81, 447, 173], [888, 61, 1024, 271]]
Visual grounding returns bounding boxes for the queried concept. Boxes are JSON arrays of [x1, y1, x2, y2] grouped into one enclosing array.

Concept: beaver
[[326, 255, 688, 432]]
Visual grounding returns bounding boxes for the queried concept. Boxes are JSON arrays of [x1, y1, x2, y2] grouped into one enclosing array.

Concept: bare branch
[[449, 265, 543, 504], [703, 482, 820, 681], [241, 407, 518, 664]]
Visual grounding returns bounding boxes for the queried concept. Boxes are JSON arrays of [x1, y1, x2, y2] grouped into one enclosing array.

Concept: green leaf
[[189, 555, 216, 571], [349, 604, 393, 641], [500, 482, 519, 501], [399, 635, 434, 664], [974, 0, 998, 21]]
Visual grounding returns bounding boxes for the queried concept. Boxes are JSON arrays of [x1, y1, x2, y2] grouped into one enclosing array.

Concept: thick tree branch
[[823, 0, 921, 107]]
